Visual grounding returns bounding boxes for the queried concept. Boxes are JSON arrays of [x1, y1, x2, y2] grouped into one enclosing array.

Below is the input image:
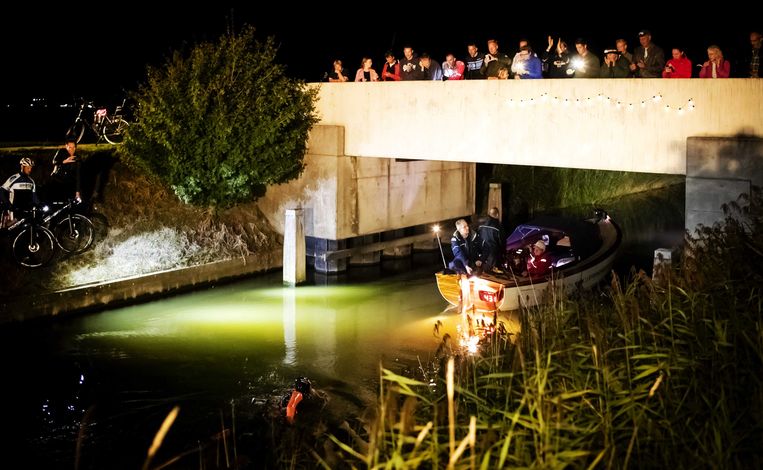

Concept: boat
[[436, 210, 622, 311]]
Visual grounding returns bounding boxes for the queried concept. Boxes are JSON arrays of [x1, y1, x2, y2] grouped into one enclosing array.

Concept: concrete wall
[[686, 136, 763, 232], [0, 251, 282, 325], [258, 125, 475, 240], [315, 79, 763, 175]]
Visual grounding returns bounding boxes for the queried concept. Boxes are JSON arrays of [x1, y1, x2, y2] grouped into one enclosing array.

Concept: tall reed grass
[[328, 189, 762, 469]]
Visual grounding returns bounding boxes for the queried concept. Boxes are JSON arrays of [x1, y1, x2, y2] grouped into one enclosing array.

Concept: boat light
[[432, 224, 440, 234]]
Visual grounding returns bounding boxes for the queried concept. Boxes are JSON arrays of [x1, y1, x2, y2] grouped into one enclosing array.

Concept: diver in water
[[281, 377, 312, 424]]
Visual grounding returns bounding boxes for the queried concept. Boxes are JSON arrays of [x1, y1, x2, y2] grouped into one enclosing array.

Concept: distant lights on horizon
[[506, 92, 696, 117]]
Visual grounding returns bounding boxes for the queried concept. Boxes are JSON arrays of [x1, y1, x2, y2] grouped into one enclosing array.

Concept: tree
[[123, 26, 319, 207]]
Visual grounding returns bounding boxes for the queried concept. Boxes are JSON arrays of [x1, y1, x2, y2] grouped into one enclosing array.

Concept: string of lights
[[507, 93, 696, 116]]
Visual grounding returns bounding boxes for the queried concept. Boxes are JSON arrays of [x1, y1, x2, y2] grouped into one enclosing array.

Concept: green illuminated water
[[0, 261, 461, 468], [0, 185, 687, 467]]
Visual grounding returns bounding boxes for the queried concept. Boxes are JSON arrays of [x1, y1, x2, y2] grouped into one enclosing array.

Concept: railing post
[[283, 208, 306, 286]]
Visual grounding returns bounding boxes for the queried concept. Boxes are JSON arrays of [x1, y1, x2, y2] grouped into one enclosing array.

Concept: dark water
[[0, 186, 685, 468]]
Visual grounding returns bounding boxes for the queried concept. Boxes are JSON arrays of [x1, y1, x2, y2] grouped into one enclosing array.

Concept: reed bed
[[328, 190, 762, 469]]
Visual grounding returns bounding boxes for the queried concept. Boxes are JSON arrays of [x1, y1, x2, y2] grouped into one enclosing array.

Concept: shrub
[[123, 26, 319, 207]]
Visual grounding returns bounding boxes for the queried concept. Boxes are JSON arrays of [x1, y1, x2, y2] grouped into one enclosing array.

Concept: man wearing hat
[[600, 48, 630, 78], [633, 30, 665, 78], [524, 239, 551, 277]]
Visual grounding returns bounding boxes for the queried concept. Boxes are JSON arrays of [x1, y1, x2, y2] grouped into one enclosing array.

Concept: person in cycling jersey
[[1, 158, 39, 222], [46, 136, 82, 202]]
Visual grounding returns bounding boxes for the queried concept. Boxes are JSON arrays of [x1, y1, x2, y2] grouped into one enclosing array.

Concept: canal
[[0, 185, 686, 468]]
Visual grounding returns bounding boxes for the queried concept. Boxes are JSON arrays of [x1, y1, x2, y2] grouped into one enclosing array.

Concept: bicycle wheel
[[68, 121, 86, 143], [54, 214, 94, 254], [12, 225, 56, 268], [103, 118, 129, 144]]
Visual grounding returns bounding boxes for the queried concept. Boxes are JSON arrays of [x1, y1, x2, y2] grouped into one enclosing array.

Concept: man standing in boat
[[478, 207, 505, 272], [449, 219, 483, 275]]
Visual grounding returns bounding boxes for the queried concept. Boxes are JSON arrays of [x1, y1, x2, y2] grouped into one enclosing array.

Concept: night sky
[[1, 3, 757, 105]]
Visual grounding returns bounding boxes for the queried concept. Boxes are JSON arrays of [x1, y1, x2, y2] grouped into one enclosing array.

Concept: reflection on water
[[0, 257, 468, 467], [0, 186, 686, 467]]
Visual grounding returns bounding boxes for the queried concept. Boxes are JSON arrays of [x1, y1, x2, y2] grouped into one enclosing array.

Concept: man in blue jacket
[[449, 219, 483, 275]]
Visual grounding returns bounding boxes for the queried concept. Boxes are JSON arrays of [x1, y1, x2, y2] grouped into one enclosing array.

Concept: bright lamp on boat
[[432, 224, 440, 234]]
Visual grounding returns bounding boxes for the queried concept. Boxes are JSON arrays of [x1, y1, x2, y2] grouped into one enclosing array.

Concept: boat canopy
[[505, 216, 602, 259]]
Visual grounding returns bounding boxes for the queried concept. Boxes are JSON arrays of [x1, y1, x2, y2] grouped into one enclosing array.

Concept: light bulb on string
[[652, 94, 663, 103], [627, 103, 634, 112]]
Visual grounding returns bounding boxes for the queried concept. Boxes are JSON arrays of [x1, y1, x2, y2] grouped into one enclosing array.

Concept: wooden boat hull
[[436, 216, 621, 311]]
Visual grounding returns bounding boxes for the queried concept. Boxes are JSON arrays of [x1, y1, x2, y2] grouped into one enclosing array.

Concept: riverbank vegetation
[[320, 189, 762, 468], [0, 148, 280, 295], [482, 164, 684, 221]]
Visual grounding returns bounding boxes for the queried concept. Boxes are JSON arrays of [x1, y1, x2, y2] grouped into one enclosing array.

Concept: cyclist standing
[[1, 158, 39, 225], [46, 136, 82, 202]]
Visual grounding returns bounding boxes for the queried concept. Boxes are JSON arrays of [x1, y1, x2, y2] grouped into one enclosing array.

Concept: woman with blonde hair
[[354, 57, 379, 82], [699, 45, 730, 78]]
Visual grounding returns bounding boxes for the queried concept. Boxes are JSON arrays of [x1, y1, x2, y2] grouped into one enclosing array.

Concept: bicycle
[[68, 99, 130, 145], [43, 199, 95, 254], [1, 206, 57, 268]]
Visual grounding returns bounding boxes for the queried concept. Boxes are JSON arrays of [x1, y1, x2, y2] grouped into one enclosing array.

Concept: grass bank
[[0, 146, 280, 297], [480, 164, 684, 221]]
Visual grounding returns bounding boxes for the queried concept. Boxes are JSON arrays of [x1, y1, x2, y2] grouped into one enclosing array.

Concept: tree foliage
[[123, 26, 319, 207]]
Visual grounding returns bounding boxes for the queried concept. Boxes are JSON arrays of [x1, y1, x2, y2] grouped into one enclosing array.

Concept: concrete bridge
[[260, 80, 763, 272]]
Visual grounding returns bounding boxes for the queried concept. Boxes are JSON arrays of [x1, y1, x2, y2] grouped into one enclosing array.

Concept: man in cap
[[478, 207, 506, 272], [600, 48, 630, 78], [633, 30, 665, 78], [524, 239, 551, 277]]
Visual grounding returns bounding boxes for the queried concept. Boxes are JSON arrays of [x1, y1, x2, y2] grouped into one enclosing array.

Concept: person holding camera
[[662, 47, 692, 78], [480, 39, 512, 78]]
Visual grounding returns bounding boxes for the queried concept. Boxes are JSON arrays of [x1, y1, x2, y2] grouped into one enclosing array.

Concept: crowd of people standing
[[326, 30, 761, 82]]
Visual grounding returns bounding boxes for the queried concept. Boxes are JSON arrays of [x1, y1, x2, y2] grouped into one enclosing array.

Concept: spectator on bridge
[[478, 207, 506, 272], [600, 49, 630, 78], [442, 53, 465, 80], [572, 38, 600, 78], [481, 39, 512, 79], [744, 31, 761, 78], [464, 42, 485, 80], [381, 51, 402, 81], [419, 53, 443, 80], [633, 30, 666, 78], [616, 38, 636, 76], [354, 57, 379, 82], [513, 46, 543, 79], [326, 60, 349, 82], [511, 39, 535, 76], [401, 46, 426, 80], [488, 66, 510, 80], [542, 36, 573, 78], [449, 219, 483, 275], [662, 47, 692, 78], [699, 45, 731, 78]]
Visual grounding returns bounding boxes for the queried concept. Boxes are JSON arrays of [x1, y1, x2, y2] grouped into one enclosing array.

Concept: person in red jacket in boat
[[524, 240, 551, 277]]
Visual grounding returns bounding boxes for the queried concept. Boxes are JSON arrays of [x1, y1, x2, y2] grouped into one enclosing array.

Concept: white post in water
[[653, 248, 673, 287], [283, 208, 306, 286]]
